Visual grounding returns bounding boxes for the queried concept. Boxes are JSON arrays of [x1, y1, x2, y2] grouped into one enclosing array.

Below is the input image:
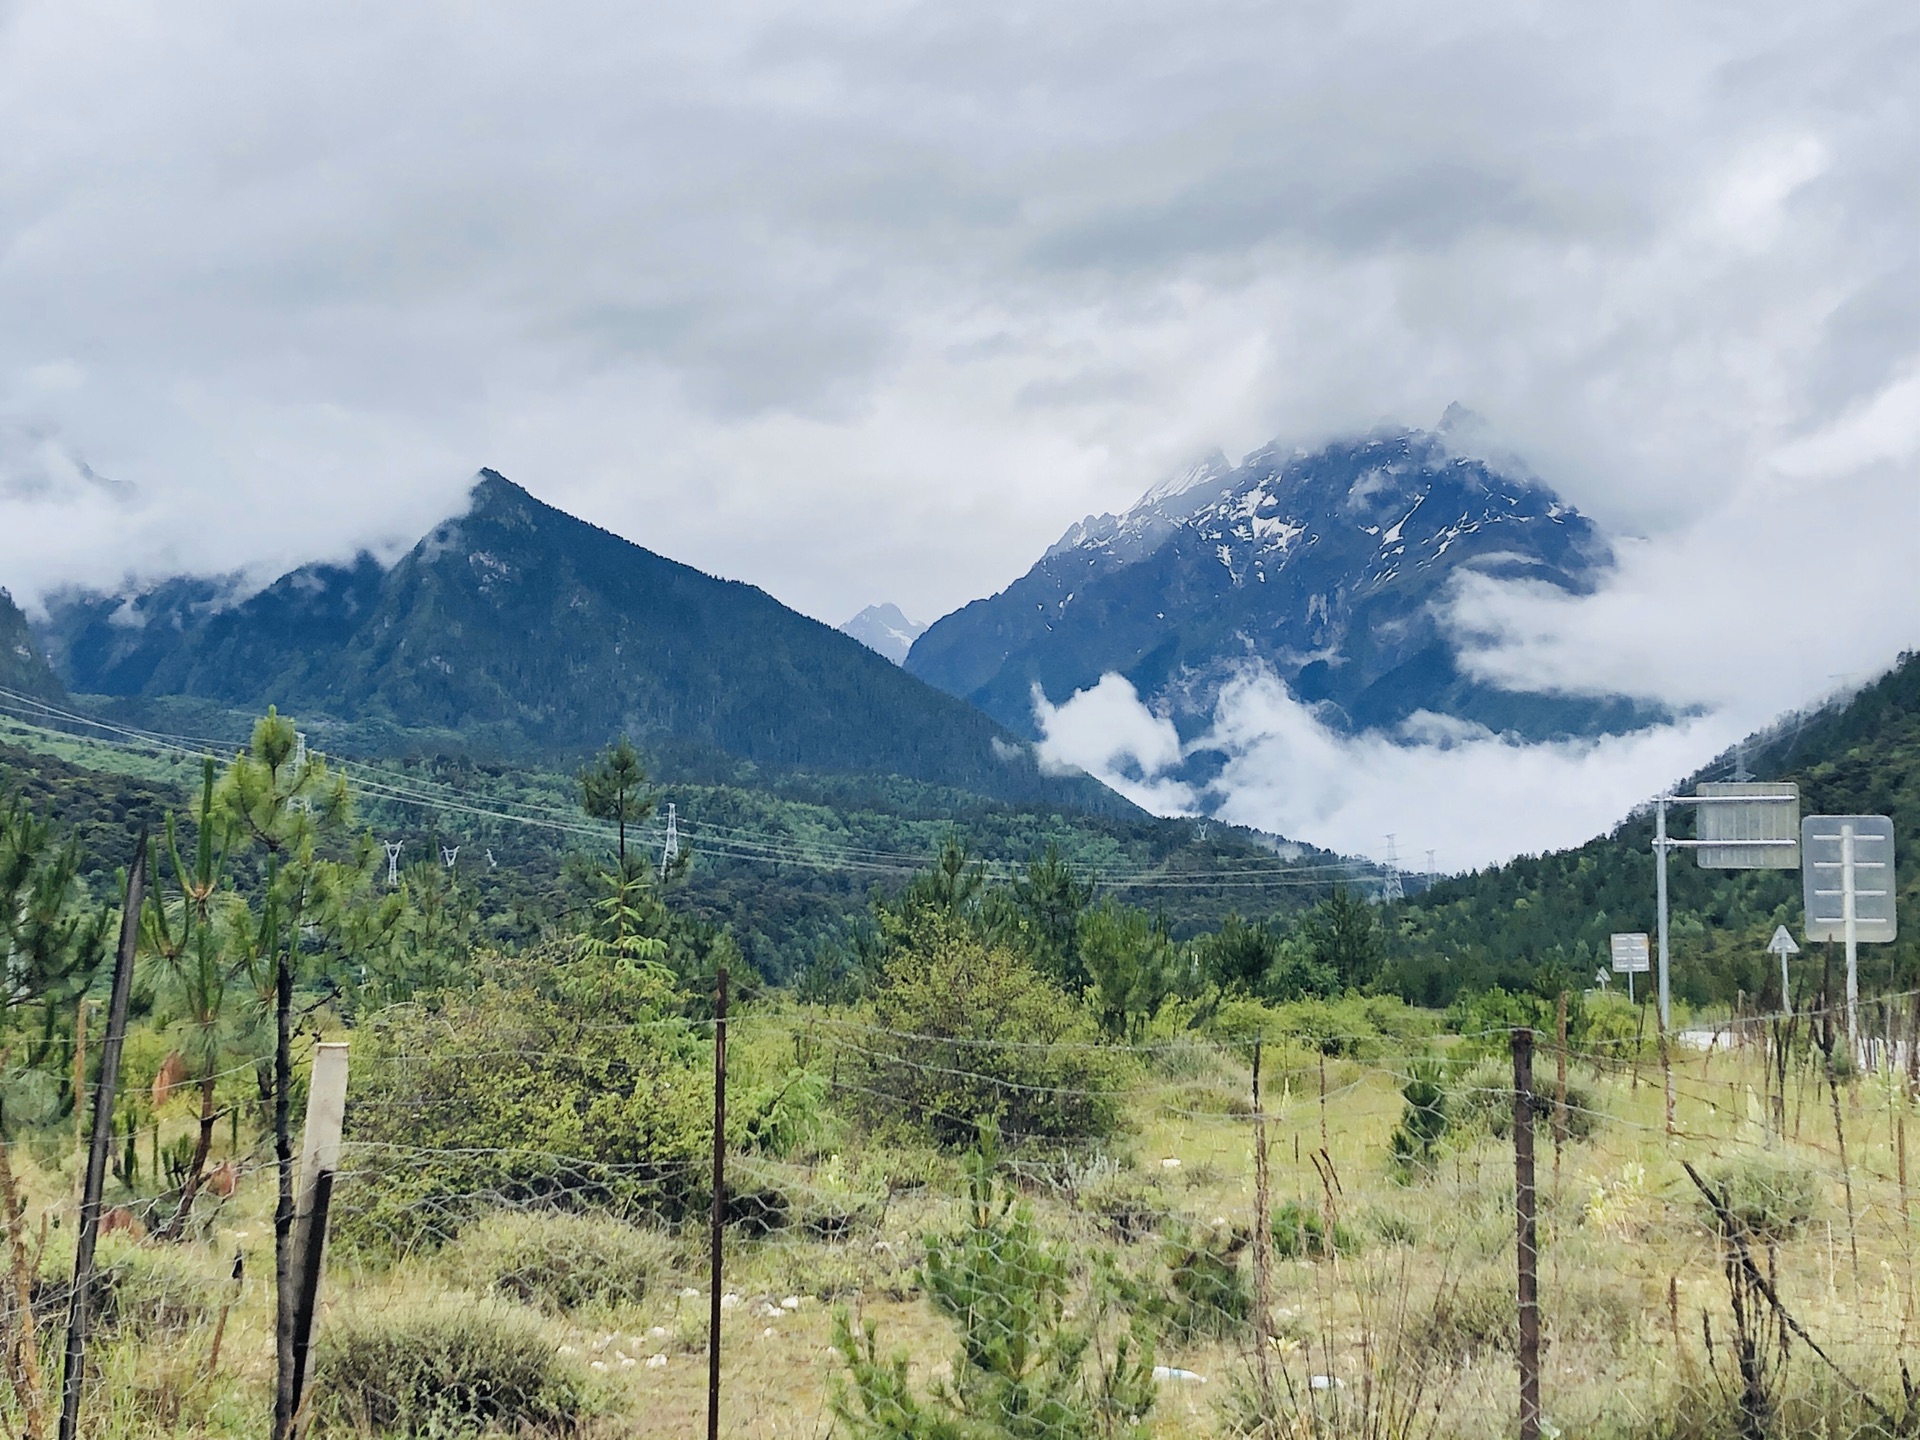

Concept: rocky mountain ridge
[[907, 416, 1667, 744], [29, 472, 1134, 814]]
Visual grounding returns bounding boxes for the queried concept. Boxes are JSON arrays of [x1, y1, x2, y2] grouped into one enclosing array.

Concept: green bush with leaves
[[1152, 1224, 1253, 1341], [831, 1125, 1156, 1440], [1077, 899, 1184, 1040], [1697, 1154, 1819, 1241], [311, 1294, 608, 1436], [851, 913, 1128, 1149], [1450, 1059, 1600, 1141], [338, 945, 715, 1253], [1269, 1200, 1356, 1262], [34, 1235, 221, 1338], [1204, 993, 1436, 1059], [1387, 1058, 1449, 1178], [442, 1210, 677, 1314]]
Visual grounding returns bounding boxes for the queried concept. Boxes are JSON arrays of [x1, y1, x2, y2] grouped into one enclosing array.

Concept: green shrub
[[832, 1124, 1157, 1439], [1411, 1264, 1644, 1361], [1153, 1224, 1252, 1341], [1208, 993, 1437, 1059], [1078, 1171, 1167, 1243], [782, 1153, 887, 1241], [1269, 1200, 1357, 1261], [1409, 1268, 1516, 1360], [338, 947, 717, 1253], [1360, 1207, 1421, 1247], [1387, 1058, 1449, 1178], [35, 1235, 221, 1336], [311, 1294, 607, 1436], [1162, 1079, 1252, 1120], [1698, 1155, 1818, 1241], [850, 913, 1129, 1148], [442, 1210, 676, 1313], [1451, 1059, 1600, 1141]]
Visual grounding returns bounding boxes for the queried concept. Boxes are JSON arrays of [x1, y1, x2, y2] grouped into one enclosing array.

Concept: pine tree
[[579, 736, 653, 869], [217, 708, 346, 1440], [142, 758, 253, 1237]]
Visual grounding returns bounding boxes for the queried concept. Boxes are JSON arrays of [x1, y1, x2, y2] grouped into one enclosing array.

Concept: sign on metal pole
[[1802, 816, 1898, 943], [1696, 782, 1800, 869], [1610, 933, 1651, 972], [1611, 932, 1649, 1003], [1802, 814, 1897, 1052], [1766, 924, 1799, 1010], [1652, 782, 1798, 1032]]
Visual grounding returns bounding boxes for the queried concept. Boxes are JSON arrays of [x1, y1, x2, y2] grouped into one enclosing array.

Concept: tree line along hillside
[[1385, 649, 1920, 1009], [10, 644, 1914, 1014], [0, 708, 1370, 984]]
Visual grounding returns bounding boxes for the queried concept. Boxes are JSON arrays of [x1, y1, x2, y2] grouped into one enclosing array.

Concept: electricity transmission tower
[[660, 803, 679, 879], [384, 841, 403, 888], [1381, 834, 1404, 902]]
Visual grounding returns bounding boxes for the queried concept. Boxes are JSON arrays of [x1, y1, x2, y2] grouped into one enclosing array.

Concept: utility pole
[[1655, 798, 1672, 1031]]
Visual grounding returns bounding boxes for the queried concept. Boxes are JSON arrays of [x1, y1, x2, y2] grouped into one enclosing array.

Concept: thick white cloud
[[0, 1, 1913, 614], [1036, 668, 1748, 870], [0, 0, 1913, 861]]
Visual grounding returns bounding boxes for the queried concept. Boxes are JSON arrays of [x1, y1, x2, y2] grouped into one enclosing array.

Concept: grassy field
[[7, 1009, 1919, 1439]]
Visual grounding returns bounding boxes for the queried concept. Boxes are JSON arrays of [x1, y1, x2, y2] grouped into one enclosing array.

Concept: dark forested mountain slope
[[32, 472, 1132, 815], [0, 589, 63, 700], [1386, 651, 1920, 1007], [908, 415, 1667, 743]]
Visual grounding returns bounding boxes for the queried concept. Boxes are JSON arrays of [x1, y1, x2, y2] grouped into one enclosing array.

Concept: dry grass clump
[[35, 1234, 224, 1337], [442, 1210, 679, 1315], [1695, 1153, 1819, 1241], [310, 1293, 612, 1437]]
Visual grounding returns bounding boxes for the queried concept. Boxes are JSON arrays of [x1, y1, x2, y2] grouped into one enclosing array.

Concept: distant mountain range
[[838, 603, 926, 665], [907, 411, 1668, 744], [27, 472, 1133, 815]]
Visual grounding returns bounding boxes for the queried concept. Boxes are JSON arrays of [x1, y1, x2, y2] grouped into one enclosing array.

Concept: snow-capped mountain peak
[[839, 602, 926, 665], [908, 414, 1659, 747]]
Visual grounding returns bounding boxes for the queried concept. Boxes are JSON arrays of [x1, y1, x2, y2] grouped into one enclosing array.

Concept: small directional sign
[[1766, 925, 1799, 957], [1610, 933, 1651, 973]]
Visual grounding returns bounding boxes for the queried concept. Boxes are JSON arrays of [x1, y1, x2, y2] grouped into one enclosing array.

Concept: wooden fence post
[[1250, 1035, 1275, 1422], [288, 1042, 350, 1431]]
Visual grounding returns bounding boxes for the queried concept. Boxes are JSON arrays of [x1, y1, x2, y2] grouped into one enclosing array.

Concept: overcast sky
[[2, 1, 1916, 863]]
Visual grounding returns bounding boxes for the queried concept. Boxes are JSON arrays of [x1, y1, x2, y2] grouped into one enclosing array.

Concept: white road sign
[[1766, 925, 1799, 957], [1696, 782, 1800, 869], [1610, 933, 1651, 973], [1802, 815, 1898, 944]]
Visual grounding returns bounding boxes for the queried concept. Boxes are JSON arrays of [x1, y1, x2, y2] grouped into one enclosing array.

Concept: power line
[[0, 684, 1382, 892]]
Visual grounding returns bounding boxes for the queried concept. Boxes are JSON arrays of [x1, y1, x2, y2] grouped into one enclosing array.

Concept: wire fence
[[296, 1001, 1920, 1435], [15, 994, 1920, 1437]]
